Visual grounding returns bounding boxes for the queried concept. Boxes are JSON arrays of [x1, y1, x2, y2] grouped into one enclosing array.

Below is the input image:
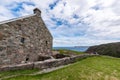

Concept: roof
[[0, 14, 36, 25]]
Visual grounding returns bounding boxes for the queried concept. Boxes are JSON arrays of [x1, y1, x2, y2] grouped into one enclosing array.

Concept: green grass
[[0, 69, 39, 78], [57, 49, 85, 55], [3, 56, 120, 80]]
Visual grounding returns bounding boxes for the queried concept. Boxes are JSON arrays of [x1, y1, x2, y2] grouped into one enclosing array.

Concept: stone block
[[0, 62, 34, 71]]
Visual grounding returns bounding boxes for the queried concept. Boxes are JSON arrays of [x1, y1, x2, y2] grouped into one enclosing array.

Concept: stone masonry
[[0, 8, 53, 66], [0, 54, 97, 72]]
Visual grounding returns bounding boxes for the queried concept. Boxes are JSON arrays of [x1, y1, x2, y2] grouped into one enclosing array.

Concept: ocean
[[53, 46, 89, 52]]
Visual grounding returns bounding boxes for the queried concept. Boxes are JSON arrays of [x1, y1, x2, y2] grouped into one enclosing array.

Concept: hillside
[[86, 42, 120, 57], [2, 56, 120, 80]]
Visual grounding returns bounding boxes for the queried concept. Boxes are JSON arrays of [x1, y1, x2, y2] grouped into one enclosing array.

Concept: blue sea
[[53, 46, 89, 52]]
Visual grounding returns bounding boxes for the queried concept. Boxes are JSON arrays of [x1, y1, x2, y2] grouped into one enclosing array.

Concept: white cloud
[[53, 36, 120, 47], [0, 0, 120, 46], [0, 6, 15, 21]]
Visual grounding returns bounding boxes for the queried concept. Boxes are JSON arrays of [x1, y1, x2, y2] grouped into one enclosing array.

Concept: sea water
[[53, 46, 89, 52]]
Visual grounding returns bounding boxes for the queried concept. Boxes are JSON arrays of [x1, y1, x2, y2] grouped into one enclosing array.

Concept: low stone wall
[[0, 54, 98, 72], [0, 63, 34, 72]]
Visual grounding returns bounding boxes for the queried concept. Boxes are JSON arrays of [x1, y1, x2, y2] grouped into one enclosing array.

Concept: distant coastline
[[74, 46, 89, 48], [53, 46, 89, 52]]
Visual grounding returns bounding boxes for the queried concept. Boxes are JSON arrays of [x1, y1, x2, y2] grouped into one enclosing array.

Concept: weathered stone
[[0, 62, 34, 71], [0, 8, 53, 66], [0, 54, 97, 72], [34, 59, 56, 69], [0, 32, 4, 40], [52, 54, 70, 59], [38, 55, 51, 61]]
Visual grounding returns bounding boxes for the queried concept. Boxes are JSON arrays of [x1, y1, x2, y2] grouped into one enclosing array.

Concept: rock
[[38, 55, 51, 61], [52, 54, 70, 59]]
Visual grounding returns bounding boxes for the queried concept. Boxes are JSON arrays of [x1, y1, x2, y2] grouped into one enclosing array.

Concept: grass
[[3, 56, 120, 80], [56, 49, 85, 55], [0, 69, 39, 79]]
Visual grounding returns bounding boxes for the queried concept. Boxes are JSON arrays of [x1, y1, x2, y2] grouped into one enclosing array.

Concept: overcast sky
[[0, 0, 120, 47]]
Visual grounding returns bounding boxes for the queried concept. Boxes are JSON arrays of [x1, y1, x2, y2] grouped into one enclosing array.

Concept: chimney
[[33, 8, 41, 16]]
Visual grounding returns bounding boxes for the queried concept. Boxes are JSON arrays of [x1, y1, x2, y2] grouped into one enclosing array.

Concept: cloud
[[0, 5, 15, 21], [53, 36, 120, 47], [0, 0, 120, 47]]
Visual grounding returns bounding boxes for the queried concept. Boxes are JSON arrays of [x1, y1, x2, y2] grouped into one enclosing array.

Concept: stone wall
[[0, 8, 53, 66], [0, 54, 97, 72]]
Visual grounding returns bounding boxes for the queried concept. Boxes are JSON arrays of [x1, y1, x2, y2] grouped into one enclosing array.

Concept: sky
[[0, 0, 120, 47]]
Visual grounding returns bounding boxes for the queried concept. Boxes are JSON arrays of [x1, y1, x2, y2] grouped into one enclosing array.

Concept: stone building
[[0, 8, 53, 66]]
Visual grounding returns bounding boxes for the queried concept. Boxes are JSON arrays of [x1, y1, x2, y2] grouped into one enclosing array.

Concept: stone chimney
[[33, 8, 41, 16]]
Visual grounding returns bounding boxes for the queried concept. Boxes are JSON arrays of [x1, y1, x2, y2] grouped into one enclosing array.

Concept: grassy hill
[[2, 56, 120, 80], [86, 42, 120, 57], [57, 49, 85, 55]]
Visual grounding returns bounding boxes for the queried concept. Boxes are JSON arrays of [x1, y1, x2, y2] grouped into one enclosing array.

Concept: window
[[0, 47, 4, 51], [21, 37, 25, 43], [46, 41, 48, 46], [26, 54, 29, 62], [26, 57, 29, 61]]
